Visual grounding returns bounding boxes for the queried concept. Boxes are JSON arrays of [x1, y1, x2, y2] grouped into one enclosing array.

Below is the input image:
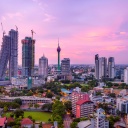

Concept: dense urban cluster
[[0, 28, 128, 128]]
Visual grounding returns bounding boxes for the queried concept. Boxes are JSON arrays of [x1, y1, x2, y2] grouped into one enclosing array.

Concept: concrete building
[[61, 58, 70, 75], [99, 57, 107, 80], [108, 57, 115, 79], [22, 37, 35, 77], [9, 29, 18, 78], [76, 99, 93, 118], [57, 42, 61, 72], [94, 108, 109, 128], [124, 67, 128, 84], [39, 55, 48, 78], [116, 96, 128, 114], [71, 91, 90, 115], [95, 54, 99, 80], [0, 29, 18, 80], [0, 96, 51, 105]]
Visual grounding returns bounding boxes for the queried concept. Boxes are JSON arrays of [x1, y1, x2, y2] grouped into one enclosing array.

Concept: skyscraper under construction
[[0, 29, 18, 80], [22, 37, 35, 77]]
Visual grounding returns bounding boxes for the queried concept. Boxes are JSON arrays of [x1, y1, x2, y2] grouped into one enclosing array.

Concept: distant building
[[39, 55, 48, 78], [108, 57, 115, 79], [21, 118, 33, 128], [61, 58, 70, 75], [76, 99, 93, 118], [22, 37, 35, 77], [71, 91, 90, 115], [95, 54, 99, 80], [124, 67, 128, 84], [99, 57, 107, 80], [57, 42, 61, 72]]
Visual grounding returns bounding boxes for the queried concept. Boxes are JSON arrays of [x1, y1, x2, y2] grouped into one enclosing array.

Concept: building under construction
[[0, 29, 18, 80]]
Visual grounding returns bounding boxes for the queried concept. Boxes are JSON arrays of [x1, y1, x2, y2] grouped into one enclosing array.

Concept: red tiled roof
[[0, 117, 6, 126], [42, 123, 53, 128], [21, 118, 33, 125], [7, 117, 14, 123], [76, 99, 91, 105]]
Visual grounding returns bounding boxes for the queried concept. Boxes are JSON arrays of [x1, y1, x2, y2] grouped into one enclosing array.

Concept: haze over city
[[0, 0, 128, 64]]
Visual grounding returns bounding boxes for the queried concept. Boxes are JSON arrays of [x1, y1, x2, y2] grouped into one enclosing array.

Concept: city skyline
[[0, 0, 128, 64]]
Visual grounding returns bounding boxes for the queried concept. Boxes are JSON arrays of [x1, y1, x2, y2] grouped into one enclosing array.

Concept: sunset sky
[[0, 0, 128, 64]]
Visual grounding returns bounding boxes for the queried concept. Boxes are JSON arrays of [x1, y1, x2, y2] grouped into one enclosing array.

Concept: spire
[[58, 38, 59, 46]]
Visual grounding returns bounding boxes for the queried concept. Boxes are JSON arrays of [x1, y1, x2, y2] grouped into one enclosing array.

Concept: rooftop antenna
[[31, 29, 36, 39], [1, 22, 5, 37], [15, 25, 18, 31]]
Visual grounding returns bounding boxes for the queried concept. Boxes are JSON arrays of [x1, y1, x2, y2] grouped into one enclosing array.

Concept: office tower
[[0, 36, 11, 80], [57, 43, 61, 71], [95, 54, 99, 79], [99, 57, 107, 80], [108, 57, 115, 79], [76, 100, 93, 118], [39, 55, 48, 78], [61, 58, 70, 75], [22, 37, 35, 77], [71, 91, 90, 116], [94, 108, 109, 128], [9, 29, 18, 78], [124, 67, 128, 84]]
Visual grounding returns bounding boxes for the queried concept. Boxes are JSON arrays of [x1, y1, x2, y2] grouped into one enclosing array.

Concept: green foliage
[[64, 101, 72, 111], [109, 93, 116, 98], [81, 86, 90, 92], [26, 91, 33, 96], [14, 98, 22, 105], [28, 103, 33, 108], [46, 92, 54, 98], [42, 103, 53, 111], [0, 101, 20, 109], [107, 115, 120, 128], [70, 122, 78, 128], [13, 109, 24, 118], [96, 91, 102, 96], [4, 106, 8, 112], [34, 104, 39, 109]]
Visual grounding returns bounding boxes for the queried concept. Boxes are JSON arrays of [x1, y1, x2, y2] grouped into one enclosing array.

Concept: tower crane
[[31, 30, 36, 39], [1, 23, 5, 37]]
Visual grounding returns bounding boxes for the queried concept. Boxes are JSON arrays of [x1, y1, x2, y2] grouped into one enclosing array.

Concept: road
[[64, 114, 72, 128]]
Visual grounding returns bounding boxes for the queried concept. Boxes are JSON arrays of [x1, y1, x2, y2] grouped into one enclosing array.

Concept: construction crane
[[31, 30, 36, 39], [1, 23, 5, 37], [15, 25, 18, 31]]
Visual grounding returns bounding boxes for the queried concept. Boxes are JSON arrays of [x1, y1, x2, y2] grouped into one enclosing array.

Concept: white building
[[89, 95, 103, 105], [39, 55, 48, 78], [116, 96, 128, 114], [124, 67, 128, 84], [94, 108, 109, 128]]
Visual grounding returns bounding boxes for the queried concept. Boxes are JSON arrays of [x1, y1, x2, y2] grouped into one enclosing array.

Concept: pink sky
[[0, 0, 128, 64]]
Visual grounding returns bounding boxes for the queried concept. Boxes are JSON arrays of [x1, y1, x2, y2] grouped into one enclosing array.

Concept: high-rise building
[[99, 57, 107, 79], [95, 54, 99, 80], [0, 29, 18, 80], [71, 91, 90, 116], [0, 36, 11, 80], [108, 57, 115, 79], [94, 108, 109, 128], [61, 58, 70, 75], [57, 43, 61, 71], [9, 29, 18, 78], [124, 67, 128, 84], [76, 99, 93, 118], [39, 55, 48, 78], [22, 37, 35, 77]]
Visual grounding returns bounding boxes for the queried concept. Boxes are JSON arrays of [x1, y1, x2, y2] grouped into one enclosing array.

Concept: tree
[[42, 103, 52, 111], [14, 98, 22, 105], [70, 122, 77, 128], [4, 106, 8, 112], [52, 100, 66, 118], [13, 109, 24, 118], [109, 93, 116, 98], [28, 103, 33, 109], [46, 92, 53, 98], [64, 101, 72, 111], [34, 104, 39, 109], [53, 115, 63, 127]]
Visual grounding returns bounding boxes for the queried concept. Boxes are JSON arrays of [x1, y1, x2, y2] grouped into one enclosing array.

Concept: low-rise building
[[21, 118, 33, 128], [0, 96, 52, 105]]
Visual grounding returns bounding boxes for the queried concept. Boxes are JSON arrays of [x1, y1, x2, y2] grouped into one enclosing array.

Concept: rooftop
[[0, 117, 6, 126], [21, 118, 33, 125], [76, 99, 91, 105]]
